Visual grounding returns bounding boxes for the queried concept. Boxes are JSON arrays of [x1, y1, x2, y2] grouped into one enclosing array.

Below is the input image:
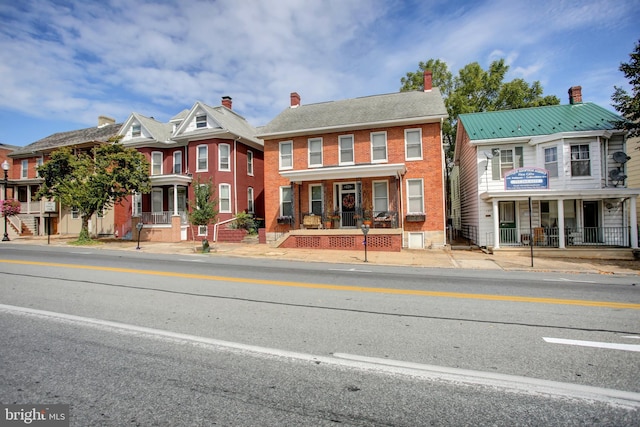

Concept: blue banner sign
[[505, 168, 549, 190]]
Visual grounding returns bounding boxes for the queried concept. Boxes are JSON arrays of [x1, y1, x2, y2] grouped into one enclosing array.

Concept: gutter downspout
[[233, 139, 238, 214], [441, 117, 447, 247]]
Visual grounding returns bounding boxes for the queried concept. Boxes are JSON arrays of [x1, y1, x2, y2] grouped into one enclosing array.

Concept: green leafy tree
[[611, 39, 640, 138], [401, 58, 560, 156], [188, 177, 218, 239], [36, 140, 151, 242]]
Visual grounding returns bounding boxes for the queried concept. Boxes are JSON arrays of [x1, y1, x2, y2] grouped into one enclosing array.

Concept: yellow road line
[[2, 259, 639, 310]]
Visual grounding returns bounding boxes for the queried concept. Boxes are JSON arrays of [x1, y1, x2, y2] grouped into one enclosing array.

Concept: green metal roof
[[459, 102, 623, 141]]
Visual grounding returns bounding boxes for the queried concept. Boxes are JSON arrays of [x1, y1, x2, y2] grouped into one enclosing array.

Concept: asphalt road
[[1, 245, 639, 425]]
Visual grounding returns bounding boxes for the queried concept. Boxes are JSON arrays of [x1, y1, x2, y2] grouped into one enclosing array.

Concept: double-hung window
[[339, 135, 354, 165], [373, 181, 389, 213], [544, 147, 558, 177], [197, 145, 208, 171], [570, 144, 590, 176], [308, 138, 322, 167], [219, 144, 230, 171], [35, 158, 43, 178], [219, 184, 231, 213], [152, 189, 163, 213], [132, 124, 141, 137], [280, 186, 293, 217], [196, 114, 207, 128], [491, 147, 523, 179], [151, 152, 162, 175], [21, 160, 28, 178], [247, 187, 254, 213], [407, 179, 424, 214], [279, 141, 293, 170], [173, 151, 182, 174], [247, 150, 254, 175], [405, 129, 422, 160], [310, 184, 322, 215], [371, 132, 387, 163]]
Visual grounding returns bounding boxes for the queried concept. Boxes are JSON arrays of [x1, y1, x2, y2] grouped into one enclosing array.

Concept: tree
[[36, 140, 151, 242], [611, 39, 640, 138], [188, 177, 218, 240], [401, 58, 560, 156]]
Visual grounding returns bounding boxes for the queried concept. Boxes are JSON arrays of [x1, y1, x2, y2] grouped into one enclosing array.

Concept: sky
[[0, 0, 638, 147]]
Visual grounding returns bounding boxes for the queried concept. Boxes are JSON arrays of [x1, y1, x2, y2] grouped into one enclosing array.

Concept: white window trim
[[339, 134, 355, 165], [309, 183, 323, 214], [247, 187, 254, 214], [279, 141, 293, 170], [570, 143, 591, 177], [21, 160, 28, 178], [197, 145, 208, 172], [132, 123, 141, 137], [308, 137, 323, 168], [196, 114, 207, 129], [219, 183, 231, 213], [372, 180, 389, 213], [173, 151, 182, 174], [247, 150, 254, 176], [152, 188, 163, 213], [219, 143, 230, 171], [406, 178, 425, 214], [405, 128, 423, 161], [370, 131, 388, 163], [151, 151, 163, 175], [198, 225, 208, 236], [280, 186, 293, 217], [544, 146, 558, 178]]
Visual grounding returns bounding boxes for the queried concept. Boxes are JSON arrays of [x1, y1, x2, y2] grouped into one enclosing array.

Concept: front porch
[[276, 228, 402, 252]]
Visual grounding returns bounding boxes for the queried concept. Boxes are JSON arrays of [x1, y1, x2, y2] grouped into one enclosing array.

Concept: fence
[[486, 226, 632, 248]]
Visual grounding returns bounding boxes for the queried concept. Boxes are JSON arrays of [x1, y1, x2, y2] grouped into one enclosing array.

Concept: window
[[371, 132, 387, 162], [491, 147, 523, 179], [571, 144, 590, 176], [151, 152, 162, 175], [132, 124, 141, 137], [373, 181, 389, 213], [35, 158, 43, 177], [152, 189, 163, 213], [339, 135, 354, 164], [310, 184, 322, 215], [132, 192, 142, 217], [197, 145, 208, 171], [173, 151, 182, 174], [198, 225, 208, 236], [544, 147, 558, 177], [280, 186, 293, 217], [219, 184, 231, 213], [308, 138, 323, 167], [247, 150, 254, 175], [500, 149, 514, 177], [279, 141, 293, 169], [71, 208, 79, 219], [196, 114, 207, 128], [247, 187, 254, 213], [407, 179, 424, 213], [405, 129, 422, 160], [21, 160, 28, 178], [219, 144, 230, 171]]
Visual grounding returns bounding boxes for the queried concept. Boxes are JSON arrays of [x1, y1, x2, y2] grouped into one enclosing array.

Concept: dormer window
[[196, 114, 207, 128], [132, 124, 141, 137]]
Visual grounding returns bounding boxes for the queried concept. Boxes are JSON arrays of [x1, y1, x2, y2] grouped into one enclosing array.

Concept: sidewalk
[[4, 236, 639, 276]]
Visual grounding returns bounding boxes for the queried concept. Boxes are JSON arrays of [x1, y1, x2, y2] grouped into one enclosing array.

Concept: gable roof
[[257, 89, 448, 138], [173, 101, 263, 149], [10, 123, 122, 158], [459, 102, 624, 142], [119, 113, 174, 143]]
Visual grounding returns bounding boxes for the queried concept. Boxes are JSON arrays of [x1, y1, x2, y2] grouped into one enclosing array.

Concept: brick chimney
[[221, 96, 232, 109], [290, 92, 300, 108], [568, 86, 582, 104], [98, 115, 115, 127], [423, 70, 432, 92]]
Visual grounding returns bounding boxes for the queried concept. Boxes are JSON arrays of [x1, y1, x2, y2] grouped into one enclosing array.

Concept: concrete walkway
[[3, 236, 639, 276]]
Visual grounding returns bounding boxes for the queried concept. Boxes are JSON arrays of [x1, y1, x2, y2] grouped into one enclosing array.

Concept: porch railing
[[140, 211, 188, 225], [486, 226, 633, 248], [297, 210, 399, 229]]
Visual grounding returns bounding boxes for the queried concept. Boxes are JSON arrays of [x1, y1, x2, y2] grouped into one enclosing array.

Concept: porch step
[[242, 234, 260, 244]]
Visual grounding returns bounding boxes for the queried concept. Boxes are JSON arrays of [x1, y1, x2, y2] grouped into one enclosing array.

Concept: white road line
[[622, 336, 640, 339], [544, 337, 640, 352], [1, 303, 639, 410], [542, 278, 596, 284], [328, 268, 372, 273]]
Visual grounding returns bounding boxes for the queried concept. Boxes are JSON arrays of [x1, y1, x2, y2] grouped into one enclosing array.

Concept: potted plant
[[277, 215, 292, 225]]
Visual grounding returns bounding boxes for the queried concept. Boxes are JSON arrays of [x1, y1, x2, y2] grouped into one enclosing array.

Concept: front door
[[499, 201, 516, 243], [583, 201, 600, 243], [339, 183, 357, 227]]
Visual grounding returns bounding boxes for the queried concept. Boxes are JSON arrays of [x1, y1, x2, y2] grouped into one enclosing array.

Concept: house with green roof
[[117, 97, 264, 242], [452, 86, 639, 255], [257, 71, 449, 250]]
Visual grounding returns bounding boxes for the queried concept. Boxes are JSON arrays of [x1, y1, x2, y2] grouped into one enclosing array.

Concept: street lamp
[[135, 221, 143, 250], [360, 223, 370, 262], [2, 160, 10, 242]]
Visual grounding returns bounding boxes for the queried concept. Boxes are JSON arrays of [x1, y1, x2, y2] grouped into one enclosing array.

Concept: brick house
[[257, 71, 448, 251], [117, 97, 264, 242], [5, 117, 121, 239], [452, 86, 639, 255]]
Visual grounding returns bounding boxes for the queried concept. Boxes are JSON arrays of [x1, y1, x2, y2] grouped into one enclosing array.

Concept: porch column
[[630, 196, 638, 249], [172, 184, 178, 216], [492, 200, 500, 249], [557, 199, 565, 249]]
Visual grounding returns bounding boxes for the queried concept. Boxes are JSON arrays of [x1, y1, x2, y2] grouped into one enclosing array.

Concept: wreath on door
[[342, 194, 355, 209]]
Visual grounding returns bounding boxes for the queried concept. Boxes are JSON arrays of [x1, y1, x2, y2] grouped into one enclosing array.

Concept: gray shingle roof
[[134, 113, 173, 142], [258, 89, 448, 137], [10, 123, 122, 157]]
